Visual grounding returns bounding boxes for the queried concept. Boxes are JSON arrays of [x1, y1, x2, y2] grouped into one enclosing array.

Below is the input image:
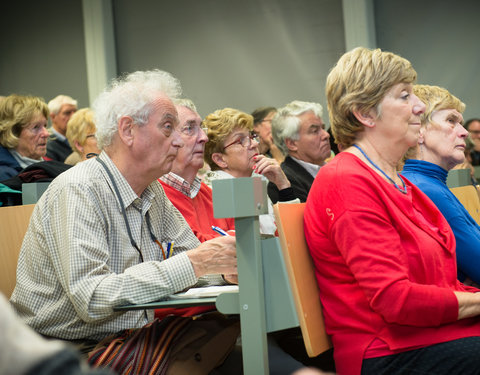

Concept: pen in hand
[[211, 226, 230, 236]]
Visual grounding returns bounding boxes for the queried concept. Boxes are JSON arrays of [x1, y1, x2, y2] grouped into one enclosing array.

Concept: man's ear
[[285, 138, 297, 152], [117, 116, 135, 146], [211, 152, 228, 169], [353, 108, 376, 128]]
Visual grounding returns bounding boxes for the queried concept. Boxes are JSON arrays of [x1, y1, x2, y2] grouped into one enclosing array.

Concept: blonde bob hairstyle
[[0, 94, 49, 149], [203, 108, 254, 171], [66, 108, 96, 154], [413, 84, 465, 127], [326, 47, 417, 149], [402, 85, 465, 163]]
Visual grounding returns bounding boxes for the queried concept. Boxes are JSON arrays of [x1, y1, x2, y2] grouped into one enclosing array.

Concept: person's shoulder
[[317, 152, 364, 181], [48, 158, 103, 193]]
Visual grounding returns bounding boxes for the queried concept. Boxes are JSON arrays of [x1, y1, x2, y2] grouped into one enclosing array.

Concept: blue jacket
[[402, 159, 480, 284], [0, 146, 22, 181]]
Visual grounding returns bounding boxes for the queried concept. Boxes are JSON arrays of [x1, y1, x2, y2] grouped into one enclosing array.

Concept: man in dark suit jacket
[[268, 100, 331, 203]]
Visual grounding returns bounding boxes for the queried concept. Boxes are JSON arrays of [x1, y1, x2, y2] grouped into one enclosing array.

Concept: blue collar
[[402, 159, 448, 184]]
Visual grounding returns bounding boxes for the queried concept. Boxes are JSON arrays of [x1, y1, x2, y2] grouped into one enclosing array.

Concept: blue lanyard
[[353, 144, 407, 194]]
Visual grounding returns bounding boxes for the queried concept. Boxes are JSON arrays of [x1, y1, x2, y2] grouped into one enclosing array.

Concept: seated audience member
[[268, 100, 330, 203], [0, 293, 109, 375], [304, 47, 480, 375], [465, 118, 480, 165], [10, 70, 238, 373], [251, 106, 285, 163], [0, 94, 50, 180], [160, 100, 310, 373], [64, 108, 100, 165], [46, 94, 77, 162], [203, 108, 298, 236], [402, 84, 480, 285], [159, 99, 235, 242]]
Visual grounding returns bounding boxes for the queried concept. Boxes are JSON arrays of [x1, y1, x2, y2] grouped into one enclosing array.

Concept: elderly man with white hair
[[268, 100, 331, 203], [11, 70, 238, 373], [46, 94, 78, 161]]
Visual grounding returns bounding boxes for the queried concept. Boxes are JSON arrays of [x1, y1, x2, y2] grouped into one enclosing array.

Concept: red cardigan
[[160, 181, 235, 242], [304, 152, 480, 375]]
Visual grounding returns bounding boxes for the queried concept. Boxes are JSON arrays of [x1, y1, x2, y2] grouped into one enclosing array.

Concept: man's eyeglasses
[[180, 123, 208, 137], [223, 133, 259, 150]]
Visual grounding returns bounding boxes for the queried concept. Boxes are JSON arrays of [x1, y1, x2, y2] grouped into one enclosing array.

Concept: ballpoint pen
[[211, 226, 230, 236]]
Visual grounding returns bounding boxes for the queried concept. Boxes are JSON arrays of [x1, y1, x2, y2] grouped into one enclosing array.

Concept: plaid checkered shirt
[[10, 152, 223, 341]]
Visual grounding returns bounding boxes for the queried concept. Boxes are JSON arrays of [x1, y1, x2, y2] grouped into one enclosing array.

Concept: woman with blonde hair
[[304, 47, 480, 375], [203, 107, 297, 235], [0, 94, 49, 180], [65, 108, 100, 165], [401, 85, 480, 285]]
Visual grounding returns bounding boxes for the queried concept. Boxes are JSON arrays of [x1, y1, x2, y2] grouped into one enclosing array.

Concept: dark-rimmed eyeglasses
[[223, 133, 259, 150]]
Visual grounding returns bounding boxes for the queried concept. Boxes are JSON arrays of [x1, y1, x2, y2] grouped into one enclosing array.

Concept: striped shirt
[[11, 152, 221, 341]]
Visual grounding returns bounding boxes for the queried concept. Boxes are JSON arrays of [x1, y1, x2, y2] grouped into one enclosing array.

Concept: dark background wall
[[1, 0, 479, 122], [0, 0, 89, 107]]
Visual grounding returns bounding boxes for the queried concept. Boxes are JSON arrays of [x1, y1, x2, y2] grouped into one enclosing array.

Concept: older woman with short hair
[[0, 94, 50, 180], [64, 108, 100, 165], [401, 85, 480, 285], [304, 47, 480, 375], [204, 107, 297, 235]]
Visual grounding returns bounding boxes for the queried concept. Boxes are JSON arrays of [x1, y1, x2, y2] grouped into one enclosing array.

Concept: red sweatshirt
[[304, 152, 480, 375]]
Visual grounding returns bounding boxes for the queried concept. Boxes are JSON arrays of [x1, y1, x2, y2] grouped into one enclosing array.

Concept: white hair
[[93, 69, 182, 149], [174, 98, 198, 114], [47, 95, 78, 115], [271, 100, 323, 155]]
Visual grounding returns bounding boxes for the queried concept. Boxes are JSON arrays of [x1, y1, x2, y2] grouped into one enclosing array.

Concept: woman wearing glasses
[[0, 94, 50, 180], [203, 107, 297, 236], [64, 108, 100, 165]]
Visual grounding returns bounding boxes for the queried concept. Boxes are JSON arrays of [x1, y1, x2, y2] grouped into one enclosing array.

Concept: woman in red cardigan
[[304, 47, 480, 375]]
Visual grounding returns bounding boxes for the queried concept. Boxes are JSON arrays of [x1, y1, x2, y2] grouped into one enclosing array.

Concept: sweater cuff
[[278, 187, 296, 202]]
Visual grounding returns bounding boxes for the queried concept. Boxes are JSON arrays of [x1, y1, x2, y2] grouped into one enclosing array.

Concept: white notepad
[[169, 285, 239, 299]]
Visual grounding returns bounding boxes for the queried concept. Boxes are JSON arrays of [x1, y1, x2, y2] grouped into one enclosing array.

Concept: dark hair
[[251, 106, 276, 125], [464, 118, 480, 130]]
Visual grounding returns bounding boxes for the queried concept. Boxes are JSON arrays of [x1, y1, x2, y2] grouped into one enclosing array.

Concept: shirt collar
[[9, 148, 43, 168], [160, 172, 201, 198], [290, 156, 322, 178], [50, 127, 67, 142], [402, 159, 448, 184]]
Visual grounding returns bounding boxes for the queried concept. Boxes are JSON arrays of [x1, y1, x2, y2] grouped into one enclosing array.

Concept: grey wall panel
[[375, 0, 480, 121], [0, 0, 89, 109], [113, 0, 345, 118]]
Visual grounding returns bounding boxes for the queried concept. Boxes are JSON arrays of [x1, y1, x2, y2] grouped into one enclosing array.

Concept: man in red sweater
[[159, 99, 235, 242], [155, 99, 236, 319]]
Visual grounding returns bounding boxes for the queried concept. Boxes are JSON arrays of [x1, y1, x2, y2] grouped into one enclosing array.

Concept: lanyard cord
[[96, 157, 144, 262]]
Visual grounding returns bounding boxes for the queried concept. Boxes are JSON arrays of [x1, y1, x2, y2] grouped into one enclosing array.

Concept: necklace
[[353, 144, 407, 194]]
